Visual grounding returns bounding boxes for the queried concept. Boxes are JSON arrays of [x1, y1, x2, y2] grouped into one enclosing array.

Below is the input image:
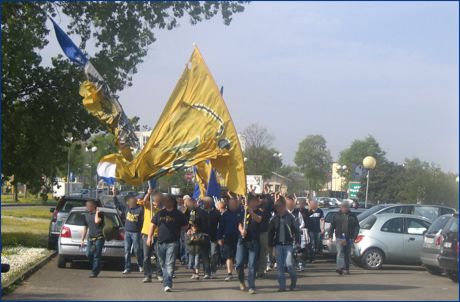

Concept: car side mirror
[[50, 207, 55, 213]]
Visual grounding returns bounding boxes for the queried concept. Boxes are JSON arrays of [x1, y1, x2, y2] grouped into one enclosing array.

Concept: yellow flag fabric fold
[[103, 47, 246, 195]]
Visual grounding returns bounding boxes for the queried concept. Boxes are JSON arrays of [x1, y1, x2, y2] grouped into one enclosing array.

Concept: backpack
[[101, 214, 119, 241]]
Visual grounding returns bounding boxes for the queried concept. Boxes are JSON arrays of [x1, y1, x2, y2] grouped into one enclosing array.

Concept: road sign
[[347, 182, 361, 199]]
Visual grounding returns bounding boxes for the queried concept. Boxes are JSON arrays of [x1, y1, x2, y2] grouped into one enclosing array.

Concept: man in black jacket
[[196, 196, 221, 279], [328, 201, 360, 275], [268, 198, 300, 291]]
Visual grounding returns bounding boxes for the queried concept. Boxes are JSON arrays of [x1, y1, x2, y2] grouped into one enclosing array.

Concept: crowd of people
[[80, 186, 360, 294]]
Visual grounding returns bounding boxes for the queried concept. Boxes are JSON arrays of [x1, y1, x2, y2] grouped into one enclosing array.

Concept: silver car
[[57, 207, 124, 268], [352, 214, 431, 269]]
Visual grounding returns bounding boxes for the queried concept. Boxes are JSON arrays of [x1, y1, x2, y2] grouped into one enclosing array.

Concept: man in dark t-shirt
[[123, 197, 144, 274], [81, 200, 104, 278], [235, 194, 262, 295], [147, 194, 188, 293], [305, 199, 325, 262]]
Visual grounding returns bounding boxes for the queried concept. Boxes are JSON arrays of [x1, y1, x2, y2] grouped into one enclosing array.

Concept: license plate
[[79, 246, 87, 253], [425, 238, 434, 244], [444, 242, 452, 248]]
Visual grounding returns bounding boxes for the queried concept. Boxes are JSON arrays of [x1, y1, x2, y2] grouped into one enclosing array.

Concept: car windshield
[[66, 211, 121, 227], [60, 200, 86, 213], [427, 215, 451, 234], [413, 206, 439, 222], [357, 205, 387, 221], [360, 215, 377, 230]]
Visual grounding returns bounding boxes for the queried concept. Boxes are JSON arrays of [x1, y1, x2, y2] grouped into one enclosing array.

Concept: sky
[[43, 1, 459, 172]]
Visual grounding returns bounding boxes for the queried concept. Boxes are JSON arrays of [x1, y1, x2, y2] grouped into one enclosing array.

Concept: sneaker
[[265, 266, 272, 273], [139, 267, 144, 273], [277, 288, 286, 292], [122, 269, 130, 274], [164, 286, 172, 292], [224, 274, 233, 281], [335, 269, 344, 275], [203, 274, 210, 279], [157, 276, 164, 281], [248, 288, 256, 295], [89, 274, 97, 278], [239, 282, 247, 291], [210, 273, 217, 279], [143, 277, 152, 283]]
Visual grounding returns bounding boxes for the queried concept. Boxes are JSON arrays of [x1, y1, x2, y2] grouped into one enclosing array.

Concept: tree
[[338, 135, 386, 183], [294, 135, 332, 192], [2, 2, 248, 200], [242, 123, 274, 149]]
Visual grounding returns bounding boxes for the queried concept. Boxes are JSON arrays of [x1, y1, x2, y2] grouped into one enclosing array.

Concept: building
[[135, 130, 152, 152], [331, 162, 347, 192]]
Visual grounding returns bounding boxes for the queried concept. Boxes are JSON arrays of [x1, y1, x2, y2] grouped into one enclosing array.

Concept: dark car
[[48, 196, 101, 250], [420, 214, 453, 275], [438, 213, 459, 283], [358, 204, 456, 222]]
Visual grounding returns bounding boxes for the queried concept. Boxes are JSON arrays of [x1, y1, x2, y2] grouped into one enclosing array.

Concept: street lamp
[[65, 136, 73, 195], [363, 156, 377, 208], [273, 153, 282, 191], [86, 146, 98, 194]]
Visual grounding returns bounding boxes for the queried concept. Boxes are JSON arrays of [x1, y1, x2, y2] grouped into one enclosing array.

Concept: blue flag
[[206, 168, 221, 198], [51, 18, 88, 66]]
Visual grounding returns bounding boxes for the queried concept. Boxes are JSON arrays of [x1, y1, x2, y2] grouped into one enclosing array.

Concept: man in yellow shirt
[[138, 189, 163, 283]]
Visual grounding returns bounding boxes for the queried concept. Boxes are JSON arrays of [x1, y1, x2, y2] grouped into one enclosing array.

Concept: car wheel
[[446, 270, 458, 283], [424, 265, 443, 276], [57, 255, 67, 268], [361, 248, 383, 270]]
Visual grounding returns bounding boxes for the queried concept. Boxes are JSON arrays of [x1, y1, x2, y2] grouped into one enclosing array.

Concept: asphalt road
[[4, 256, 458, 301]]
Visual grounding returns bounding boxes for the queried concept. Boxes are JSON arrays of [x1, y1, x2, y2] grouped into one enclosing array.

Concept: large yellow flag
[[101, 47, 246, 195]]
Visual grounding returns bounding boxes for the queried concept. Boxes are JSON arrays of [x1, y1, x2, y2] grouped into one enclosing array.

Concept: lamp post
[[273, 152, 282, 192], [337, 165, 347, 199], [363, 156, 377, 209], [86, 146, 98, 195], [65, 136, 73, 196]]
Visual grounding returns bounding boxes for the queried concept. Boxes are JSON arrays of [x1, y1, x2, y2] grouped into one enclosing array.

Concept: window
[[360, 215, 377, 230], [427, 215, 451, 234], [448, 218, 458, 233], [381, 218, 404, 233], [440, 207, 456, 216], [406, 218, 430, 235], [381, 206, 412, 215], [66, 212, 121, 227], [60, 200, 85, 213], [414, 206, 439, 222]]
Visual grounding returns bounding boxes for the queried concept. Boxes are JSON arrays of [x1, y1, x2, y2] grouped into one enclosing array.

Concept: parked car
[[57, 207, 124, 268], [357, 204, 455, 222], [352, 213, 431, 269], [69, 189, 91, 199], [321, 208, 366, 256], [420, 214, 453, 275], [100, 195, 127, 222], [48, 197, 102, 250], [316, 197, 332, 208], [438, 213, 458, 283]]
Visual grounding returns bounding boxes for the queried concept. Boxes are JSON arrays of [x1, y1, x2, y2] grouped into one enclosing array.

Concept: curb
[[2, 251, 56, 291]]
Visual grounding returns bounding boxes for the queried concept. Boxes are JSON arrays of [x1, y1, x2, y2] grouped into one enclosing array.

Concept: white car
[[57, 207, 125, 268]]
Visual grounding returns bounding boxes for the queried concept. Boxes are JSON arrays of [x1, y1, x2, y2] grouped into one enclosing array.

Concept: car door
[[403, 218, 430, 263], [378, 217, 405, 262]]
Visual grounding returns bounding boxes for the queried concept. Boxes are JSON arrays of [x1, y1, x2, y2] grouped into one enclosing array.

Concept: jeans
[[142, 235, 153, 278], [203, 240, 219, 275], [257, 232, 269, 274], [188, 253, 200, 270], [275, 245, 297, 290], [308, 231, 321, 261], [336, 241, 351, 270], [87, 238, 105, 276], [124, 231, 143, 271], [235, 239, 259, 290], [157, 242, 178, 288]]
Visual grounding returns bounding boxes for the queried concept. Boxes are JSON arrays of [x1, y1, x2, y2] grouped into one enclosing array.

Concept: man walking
[[285, 195, 305, 271], [196, 196, 221, 279], [80, 200, 105, 278], [235, 194, 262, 294], [257, 190, 274, 278], [217, 197, 242, 281], [305, 199, 325, 263], [147, 194, 188, 292], [138, 189, 163, 283], [268, 198, 299, 291], [328, 201, 360, 275], [123, 196, 144, 274]]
